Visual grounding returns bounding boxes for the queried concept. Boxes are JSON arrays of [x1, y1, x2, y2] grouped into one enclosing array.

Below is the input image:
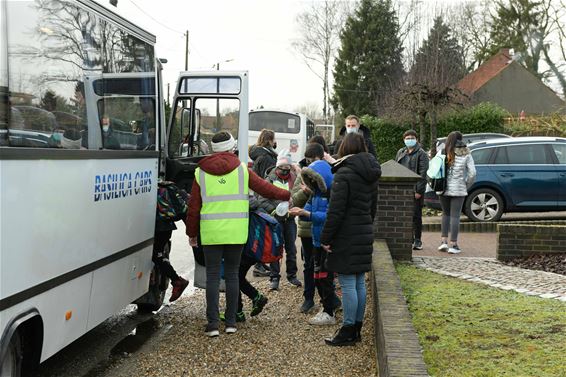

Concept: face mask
[[404, 139, 417, 148], [346, 127, 358, 134], [102, 125, 110, 133], [272, 142, 278, 150]]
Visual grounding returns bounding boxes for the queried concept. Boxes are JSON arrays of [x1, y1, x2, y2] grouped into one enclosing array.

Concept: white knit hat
[[211, 133, 236, 153], [276, 149, 292, 167]]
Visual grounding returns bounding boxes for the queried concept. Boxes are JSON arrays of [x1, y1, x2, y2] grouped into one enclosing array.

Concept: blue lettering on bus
[[93, 170, 152, 202]]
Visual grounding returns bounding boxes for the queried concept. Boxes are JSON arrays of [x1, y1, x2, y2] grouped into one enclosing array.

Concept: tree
[[332, 0, 404, 118], [293, 1, 348, 123], [450, 0, 493, 71], [470, 0, 566, 98], [487, 0, 547, 78], [294, 102, 322, 121], [394, 16, 467, 155]]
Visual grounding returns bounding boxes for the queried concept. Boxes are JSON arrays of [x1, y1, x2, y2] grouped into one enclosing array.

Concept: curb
[[423, 219, 566, 233]]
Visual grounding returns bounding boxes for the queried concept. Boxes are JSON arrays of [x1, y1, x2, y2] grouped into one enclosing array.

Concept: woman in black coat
[[321, 132, 381, 346]]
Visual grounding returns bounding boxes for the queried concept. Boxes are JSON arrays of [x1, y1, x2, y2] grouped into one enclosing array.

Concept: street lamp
[[215, 59, 234, 131]]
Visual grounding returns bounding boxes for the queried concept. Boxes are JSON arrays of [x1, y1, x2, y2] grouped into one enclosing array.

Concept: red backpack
[[244, 211, 284, 263]]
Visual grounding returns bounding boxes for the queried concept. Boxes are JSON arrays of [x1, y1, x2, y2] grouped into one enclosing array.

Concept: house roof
[[457, 49, 512, 95]]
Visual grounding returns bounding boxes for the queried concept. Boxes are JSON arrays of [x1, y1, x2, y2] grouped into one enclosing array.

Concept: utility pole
[[184, 30, 189, 71]]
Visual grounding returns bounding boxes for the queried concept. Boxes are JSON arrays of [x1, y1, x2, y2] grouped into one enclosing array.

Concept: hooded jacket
[[256, 168, 296, 216], [249, 145, 278, 179], [186, 152, 291, 239], [395, 144, 429, 195], [321, 153, 381, 274], [291, 173, 312, 238], [441, 141, 476, 197], [301, 160, 333, 247], [333, 124, 377, 158]]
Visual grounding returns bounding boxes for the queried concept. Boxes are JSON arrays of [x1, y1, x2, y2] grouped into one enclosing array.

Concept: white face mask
[[102, 125, 110, 133], [346, 127, 358, 134]]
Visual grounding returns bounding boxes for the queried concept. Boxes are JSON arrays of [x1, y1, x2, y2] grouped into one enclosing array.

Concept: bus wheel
[[1, 331, 23, 377]]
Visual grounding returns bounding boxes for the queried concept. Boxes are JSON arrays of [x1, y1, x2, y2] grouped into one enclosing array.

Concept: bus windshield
[[249, 111, 300, 134]]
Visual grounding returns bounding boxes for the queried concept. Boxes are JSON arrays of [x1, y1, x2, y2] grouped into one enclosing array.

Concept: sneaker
[[269, 278, 280, 291], [252, 263, 271, 277], [438, 242, 449, 252], [448, 245, 462, 254], [204, 324, 219, 338], [225, 326, 237, 334], [308, 311, 336, 326], [412, 239, 423, 250], [300, 299, 315, 313], [219, 311, 246, 322], [169, 277, 189, 302], [288, 277, 302, 287], [250, 294, 268, 317]]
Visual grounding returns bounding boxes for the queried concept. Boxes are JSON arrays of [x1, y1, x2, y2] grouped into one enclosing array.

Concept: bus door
[[165, 71, 249, 192]]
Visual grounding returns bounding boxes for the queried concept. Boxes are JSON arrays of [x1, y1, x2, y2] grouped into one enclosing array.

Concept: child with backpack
[[155, 180, 190, 302], [289, 143, 336, 325], [257, 150, 301, 290]]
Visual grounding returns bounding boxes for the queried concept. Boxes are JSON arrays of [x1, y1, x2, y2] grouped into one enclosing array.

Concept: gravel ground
[[103, 279, 377, 377]]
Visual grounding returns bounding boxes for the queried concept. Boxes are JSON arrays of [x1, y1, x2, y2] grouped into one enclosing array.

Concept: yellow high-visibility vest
[[273, 180, 289, 191], [195, 162, 249, 245]]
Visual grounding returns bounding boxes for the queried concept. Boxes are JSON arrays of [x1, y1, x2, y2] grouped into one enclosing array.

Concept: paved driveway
[[418, 232, 497, 258]]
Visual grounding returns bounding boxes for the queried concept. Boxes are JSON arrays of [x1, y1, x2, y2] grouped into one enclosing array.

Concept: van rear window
[[249, 112, 300, 134]]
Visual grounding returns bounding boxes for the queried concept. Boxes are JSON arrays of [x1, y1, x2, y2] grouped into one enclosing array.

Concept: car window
[[493, 147, 508, 164], [503, 144, 551, 164], [551, 143, 566, 164], [471, 147, 493, 164]]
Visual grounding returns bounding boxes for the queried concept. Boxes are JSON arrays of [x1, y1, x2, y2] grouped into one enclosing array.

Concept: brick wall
[[497, 224, 566, 261], [373, 160, 421, 260], [375, 183, 416, 260], [371, 240, 429, 377]]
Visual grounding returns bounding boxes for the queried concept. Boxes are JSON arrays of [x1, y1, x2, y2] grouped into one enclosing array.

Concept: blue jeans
[[270, 218, 298, 280], [338, 273, 366, 325]]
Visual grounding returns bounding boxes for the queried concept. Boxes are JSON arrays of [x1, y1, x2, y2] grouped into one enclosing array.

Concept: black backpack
[[156, 181, 189, 222]]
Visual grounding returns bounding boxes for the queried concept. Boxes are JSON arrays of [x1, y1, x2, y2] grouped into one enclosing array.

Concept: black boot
[[324, 325, 357, 346], [354, 321, 363, 342]]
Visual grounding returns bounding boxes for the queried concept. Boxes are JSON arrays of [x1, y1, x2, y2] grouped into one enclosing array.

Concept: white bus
[[0, 0, 249, 374], [248, 109, 315, 163]]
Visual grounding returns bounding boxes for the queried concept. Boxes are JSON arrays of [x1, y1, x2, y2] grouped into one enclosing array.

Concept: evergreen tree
[[332, 0, 404, 118], [40, 90, 58, 111], [410, 16, 466, 88], [397, 16, 467, 156], [485, 0, 545, 78]]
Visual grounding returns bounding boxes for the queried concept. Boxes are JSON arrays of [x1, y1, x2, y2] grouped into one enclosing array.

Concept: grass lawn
[[395, 263, 566, 377]]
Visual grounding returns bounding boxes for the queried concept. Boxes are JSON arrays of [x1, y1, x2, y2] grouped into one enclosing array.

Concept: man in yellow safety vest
[[186, 131, 290, 337]]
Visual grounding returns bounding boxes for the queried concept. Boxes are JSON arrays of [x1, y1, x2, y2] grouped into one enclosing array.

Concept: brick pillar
[[374, 160, 422, 260]]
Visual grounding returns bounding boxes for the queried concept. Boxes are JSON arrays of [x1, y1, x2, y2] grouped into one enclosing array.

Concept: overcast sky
[[99, 0, 333, 112]]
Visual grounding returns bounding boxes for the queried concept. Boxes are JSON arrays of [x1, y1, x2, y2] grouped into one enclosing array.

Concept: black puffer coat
[[249, 145, 277, 179], [321, 152, 381, 274]]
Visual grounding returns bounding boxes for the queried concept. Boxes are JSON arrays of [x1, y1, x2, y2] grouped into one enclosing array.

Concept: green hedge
[[364, 102, 508, 162]]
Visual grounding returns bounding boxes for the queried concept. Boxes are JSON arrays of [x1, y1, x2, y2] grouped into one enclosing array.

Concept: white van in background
[[248, 109, 315, 163]]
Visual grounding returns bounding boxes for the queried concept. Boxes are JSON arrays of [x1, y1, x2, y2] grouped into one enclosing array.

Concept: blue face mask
[[404, 138, 417, 148]]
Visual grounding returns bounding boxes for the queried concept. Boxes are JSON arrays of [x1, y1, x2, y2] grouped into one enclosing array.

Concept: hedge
[[364, 102, 508, 162]]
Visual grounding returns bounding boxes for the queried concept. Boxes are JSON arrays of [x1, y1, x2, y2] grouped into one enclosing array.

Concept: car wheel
[[464, 189, 504, 222]]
